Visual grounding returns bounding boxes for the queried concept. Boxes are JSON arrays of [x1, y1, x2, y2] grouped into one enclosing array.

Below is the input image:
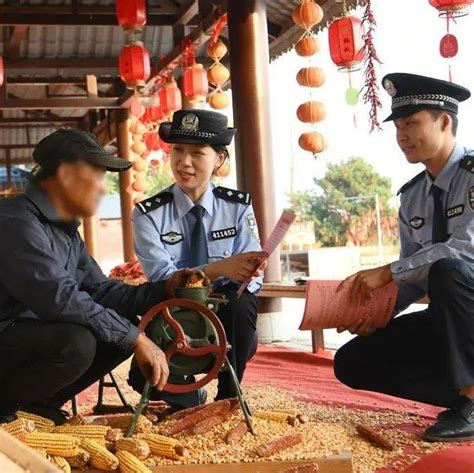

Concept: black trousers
[[334, 257, 474, 408], [128, 285, 258, 400], [0, 320, 132, 413]]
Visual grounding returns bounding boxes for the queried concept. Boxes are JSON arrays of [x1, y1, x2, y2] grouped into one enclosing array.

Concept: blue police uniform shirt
[[393, 143, 474, 314], [133, 183, 263, 293], [0, 182, 169, 350]]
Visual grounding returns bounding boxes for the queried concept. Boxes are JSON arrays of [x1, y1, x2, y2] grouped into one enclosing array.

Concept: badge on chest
[[446, 204, 464, 218], [409, 216, 425, 229], [211, 226, 237, 241], [160, 231, 184, 245]]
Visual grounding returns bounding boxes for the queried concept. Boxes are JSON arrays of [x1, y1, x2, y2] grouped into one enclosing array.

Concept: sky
[[263, 0, 474, 212]]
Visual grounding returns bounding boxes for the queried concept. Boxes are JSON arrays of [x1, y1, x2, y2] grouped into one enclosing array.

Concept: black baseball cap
[[32, 129, 132, 172]]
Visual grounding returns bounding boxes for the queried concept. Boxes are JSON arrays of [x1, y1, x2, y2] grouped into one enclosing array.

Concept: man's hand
[[337, 264, 393, 305], [335, 264, 393, 336], [205, 251, 268, 282], [134, 333, 169, 390], [164, 268, 206, 298]]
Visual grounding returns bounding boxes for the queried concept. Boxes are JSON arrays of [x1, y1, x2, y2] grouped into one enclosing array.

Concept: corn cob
[[162, 400, 230, 436], [1, 418, 36, 437], [22, 432, 80, 457], [272, 409, 309, 423], [65, 415, 87, 426], [166, 403, 207, 421], [54, 424, 109, 443], [142, 433, 186, 460], [50, 456, 71, 473], [104, 415, 152, 433], [116, 450, 152, 473], [255, 433, 303, 458], [115, 438, 150, 460], [188, 410, 235, 436], [81, 438, 119, 471], [66, 448, 90, 468], [255, 410, 299, 426], [297, 414, 309, 424], [107, 428, 124, 443], [356, 424, 396, 451], [16, 411, 55, 432], [279, 462, 320, 473], [225, 421, 248, 444]]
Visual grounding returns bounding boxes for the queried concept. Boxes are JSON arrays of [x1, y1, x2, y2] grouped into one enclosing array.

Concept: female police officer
[[128, 109, 267, 410]]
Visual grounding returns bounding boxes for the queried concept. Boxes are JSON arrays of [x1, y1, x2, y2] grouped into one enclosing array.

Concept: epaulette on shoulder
[[135, 191, 173, 215], [213, 186, 251, 205], [460, 152, 474, 174], [397, 171, 425, 196]]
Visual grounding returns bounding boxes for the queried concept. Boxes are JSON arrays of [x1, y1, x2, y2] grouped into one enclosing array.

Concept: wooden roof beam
[[4, 57, 118, 69], [7, 77, 117, 86], [0, 97, 122, 110]]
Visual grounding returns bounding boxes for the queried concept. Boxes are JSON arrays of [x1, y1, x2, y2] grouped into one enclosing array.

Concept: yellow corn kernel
[[141, 433, 185, 460], [54, 424, 109, 443], [22, 432, 80, 457], [116, 450, 152, 473], [65, 415, 86, 426], [81, 438, 119, 471], [115, 438, 150, 461], [105, 415, 152, 434], [1, 418, 35, 438], [66, 448, 90, 468], [16, 411, 55, 432], [50, 456, 71, 473]]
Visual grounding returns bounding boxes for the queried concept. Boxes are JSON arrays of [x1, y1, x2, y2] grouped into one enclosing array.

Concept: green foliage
[[291, 157, 398, 247]]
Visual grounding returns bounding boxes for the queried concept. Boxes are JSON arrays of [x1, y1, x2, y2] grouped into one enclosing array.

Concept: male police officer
[[0, 129, 198, 424], [334, 73, 474, 442]]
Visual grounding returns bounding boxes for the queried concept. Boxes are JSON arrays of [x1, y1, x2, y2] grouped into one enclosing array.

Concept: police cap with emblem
[[382, 72, 471, 122], [158, 109, 236, 146], [32, 129, 132, 173]]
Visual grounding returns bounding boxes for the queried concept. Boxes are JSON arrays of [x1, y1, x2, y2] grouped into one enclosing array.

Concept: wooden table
[[83, 452, 352, 473], [257, 283, 325, 354]]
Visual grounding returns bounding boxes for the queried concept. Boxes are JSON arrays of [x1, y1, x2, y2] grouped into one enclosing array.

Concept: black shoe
[[149, 388, 208, 412], [0, 411, 18, 424], [436, 397, 468, 421], [21, 405, 69, 426], [424, 396, 474, 442]]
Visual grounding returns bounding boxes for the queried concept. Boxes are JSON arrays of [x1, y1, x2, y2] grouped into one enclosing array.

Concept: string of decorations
[[360, 0, 382, 132], [292, 0, 328, 157], [207, 14, 231, 110], [429, 0, 474, 81]]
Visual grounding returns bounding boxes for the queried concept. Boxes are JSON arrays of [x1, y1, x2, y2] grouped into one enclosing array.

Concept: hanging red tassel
[[210, 13, 228, 46]]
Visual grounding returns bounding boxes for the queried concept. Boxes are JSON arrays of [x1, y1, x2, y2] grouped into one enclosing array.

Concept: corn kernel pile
[[0, 385, 450, 473], [184, 274, 210, 288]]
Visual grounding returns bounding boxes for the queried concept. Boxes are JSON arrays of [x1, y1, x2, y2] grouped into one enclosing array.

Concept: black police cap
[[32, 129, 132, 172], [159, 109, 236, 146], [382, 72, 471, 122]]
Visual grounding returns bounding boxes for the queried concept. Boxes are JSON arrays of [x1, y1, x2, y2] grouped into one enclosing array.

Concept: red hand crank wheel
[[138, 298, 227, 393]]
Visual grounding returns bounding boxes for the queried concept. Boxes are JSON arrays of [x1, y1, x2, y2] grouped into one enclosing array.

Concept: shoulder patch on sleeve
[[397, 171, 426, 196], [135, 192, 173, 215], [460, 153, 474, 174], [213, 186, 251, 205]]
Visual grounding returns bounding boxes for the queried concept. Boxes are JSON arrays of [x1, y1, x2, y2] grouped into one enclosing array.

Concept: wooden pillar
[[82, 74, 100, 258], [116, 109, 136, 262], [228, 0, 281, 312]]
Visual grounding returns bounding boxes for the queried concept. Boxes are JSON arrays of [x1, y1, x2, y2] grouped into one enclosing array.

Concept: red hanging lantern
[[183, 64, 209, 102], [429, 0, 474, 17], [141, 105, 164, 123], [159, 79, 182, 115], [329, 16, 366, 72], [0, 56, 4, 87], [144, 132, 161, 151], [119, 42, 150, 88], [116, 0, 147, 31]]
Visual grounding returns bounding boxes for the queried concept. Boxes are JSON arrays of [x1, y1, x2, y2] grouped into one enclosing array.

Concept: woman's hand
[[204, 251, 268, 282]]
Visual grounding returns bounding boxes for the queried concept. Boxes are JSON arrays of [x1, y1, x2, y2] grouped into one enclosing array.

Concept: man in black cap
[[0, 129, 199, 424], [334, 73, 474, 441]]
